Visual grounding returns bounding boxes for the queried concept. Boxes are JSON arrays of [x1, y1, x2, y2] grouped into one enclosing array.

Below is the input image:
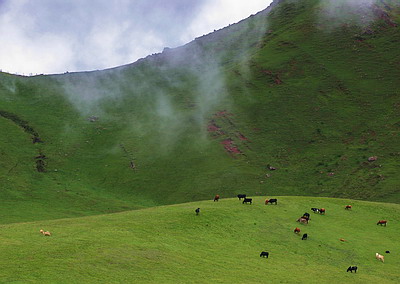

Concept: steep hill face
[[0, 0, 399, 223]]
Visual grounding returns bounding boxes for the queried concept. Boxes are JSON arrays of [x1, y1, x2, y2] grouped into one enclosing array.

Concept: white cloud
[[0, 2, 75, 75], [0, 0, 272, 75], [318, 0, 381, 29], [181, 0, 272, 43]]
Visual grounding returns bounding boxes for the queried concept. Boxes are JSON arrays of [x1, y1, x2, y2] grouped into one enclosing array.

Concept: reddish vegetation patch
[[207, 121, 221, 132], [221, 138, 241, 154], [208, 111, 250, 156], [261, 69, 283, 85], [221, 138, 233, 146], [373, 5, 398, 27], [214, 110, 232, 117], [237, 132, 248, 141], [274, 77, 283, 85]]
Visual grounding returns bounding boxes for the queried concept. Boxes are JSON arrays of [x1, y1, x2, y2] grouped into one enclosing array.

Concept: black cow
[[243, 198, 252, 204], [260, 251, 269, 258], [303, 212, 310, 220], [311, 208, 319, 213], [386, 251, 390, 254], [237, 194, 246, 200], [302, 233, 308, 240], [269, 198, 278, 205], [346, 266, 357, 273], [195, 208, 200, 215]]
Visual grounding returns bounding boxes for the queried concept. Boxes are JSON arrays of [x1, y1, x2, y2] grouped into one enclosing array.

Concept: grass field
[[0, 196, 399, 283], [0, 0, 399, 224], [0, 1, 399, 281]]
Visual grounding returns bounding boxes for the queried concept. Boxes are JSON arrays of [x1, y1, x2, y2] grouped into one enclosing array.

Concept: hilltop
[[0, 0, 400, 223]]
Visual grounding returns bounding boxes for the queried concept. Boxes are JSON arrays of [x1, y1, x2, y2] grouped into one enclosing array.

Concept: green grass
[[0, 0, 399, 225], [0, 1, 399, 282], [0, 196, 399, 283]]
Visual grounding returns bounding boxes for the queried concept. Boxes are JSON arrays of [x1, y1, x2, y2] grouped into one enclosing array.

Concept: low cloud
[[317, 0, 383, 29]]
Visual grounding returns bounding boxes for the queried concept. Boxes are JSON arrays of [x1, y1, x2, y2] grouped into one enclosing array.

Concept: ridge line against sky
[[0, 0, 272, 75]]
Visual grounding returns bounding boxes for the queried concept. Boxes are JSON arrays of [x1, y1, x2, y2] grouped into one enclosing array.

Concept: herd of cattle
[[197, 194, 390, 274]]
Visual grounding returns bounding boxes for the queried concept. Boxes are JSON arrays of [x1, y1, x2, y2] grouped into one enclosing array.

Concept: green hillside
[[0, 0, 400, 224], [0, 197, 399, 283]]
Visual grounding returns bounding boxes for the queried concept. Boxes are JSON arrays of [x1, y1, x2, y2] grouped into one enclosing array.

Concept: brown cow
[[297, 217, 309, 224], [40, 229, 51, 236], [214, 195, 220, 202], [345, 205, 352, 210], [377, 220, 387, 226], [294, 227, 301, 234]]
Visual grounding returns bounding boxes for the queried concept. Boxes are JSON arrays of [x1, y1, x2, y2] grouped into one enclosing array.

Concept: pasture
[[1, 0, 400, 225], [0, 196, 399, 283]]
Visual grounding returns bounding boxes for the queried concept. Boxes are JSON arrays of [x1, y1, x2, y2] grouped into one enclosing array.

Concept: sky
[[0, 0, 273, 75]]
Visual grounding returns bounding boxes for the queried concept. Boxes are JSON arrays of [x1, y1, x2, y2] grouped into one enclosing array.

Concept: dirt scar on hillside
[[207, 110, 251, 156]]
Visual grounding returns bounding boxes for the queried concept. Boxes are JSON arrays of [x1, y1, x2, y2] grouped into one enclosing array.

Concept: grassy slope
[[0, 196, 399, 283], [0, 0, 399, 224], [228, 0, 400, 201]]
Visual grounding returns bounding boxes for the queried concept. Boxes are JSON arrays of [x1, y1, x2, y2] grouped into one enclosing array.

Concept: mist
[[52, 3, 272, 152], [318, 0, 385, 29]]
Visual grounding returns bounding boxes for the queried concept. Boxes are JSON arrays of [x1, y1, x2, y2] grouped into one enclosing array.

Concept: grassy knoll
[[0, 196, 399, 283]]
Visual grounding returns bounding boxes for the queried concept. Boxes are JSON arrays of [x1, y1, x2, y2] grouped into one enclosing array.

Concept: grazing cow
[[268, 198, 278, 205], [301, 216, 309, 221], [303, 213, 310, 220], [294, 227, 301, 234], [376, 253, 384, 262], [40, 229, 51, 236], [302, 233, 308, 240], [237, 194, 246, 200], [195, 208, 200, 215], [214, 195, 220, 202], [319, 208, 326, 214], [377, 220, 387, 226], [260, 251, 269, 258], [345, 205, 352, 210], [347, 266, 358, 273], [297, 217, 309, 224], [311, 208, 319, 213], [243, 198, 252, 205]]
